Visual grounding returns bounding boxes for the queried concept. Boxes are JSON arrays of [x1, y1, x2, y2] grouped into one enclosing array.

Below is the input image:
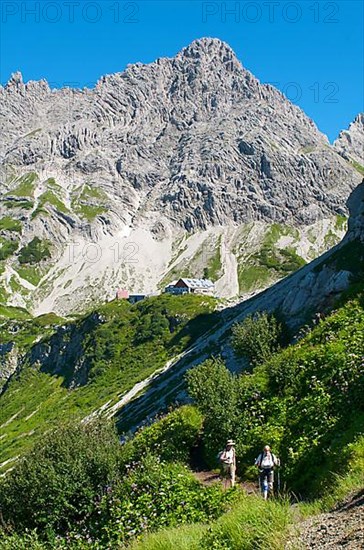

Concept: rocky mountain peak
[[354, 112, 364, 125], [0, 38, 362, 315], [3, 71, 25, 92], [2, 71, 50, 100], [171, 37, 258, 100], [7, 71, 23, 85], [178, 37, 238, 63], [334, 112, 364, 165]]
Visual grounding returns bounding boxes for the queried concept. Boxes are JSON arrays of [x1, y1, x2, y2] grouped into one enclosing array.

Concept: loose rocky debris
[[286, 490, 364, 549]]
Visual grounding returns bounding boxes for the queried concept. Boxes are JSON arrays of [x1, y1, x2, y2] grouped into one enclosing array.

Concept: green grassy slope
[[186, 290, 364, 493], [0, 294, 218, 469]]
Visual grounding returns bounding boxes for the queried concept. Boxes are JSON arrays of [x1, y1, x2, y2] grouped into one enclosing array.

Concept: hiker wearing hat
[[255, 445, 279, 500], [218, 439, 236, 488]]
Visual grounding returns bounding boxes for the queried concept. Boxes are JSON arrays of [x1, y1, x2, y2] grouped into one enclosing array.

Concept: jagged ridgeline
[[0, 38, 363, 315]]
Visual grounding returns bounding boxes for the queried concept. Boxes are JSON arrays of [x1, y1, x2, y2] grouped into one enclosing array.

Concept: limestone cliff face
[[0, 38, 362, 313], [1, 38, 360, 231]]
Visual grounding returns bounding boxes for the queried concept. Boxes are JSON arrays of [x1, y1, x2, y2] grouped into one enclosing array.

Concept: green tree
[[186, 358, 238, 464], [122, 405, 204, 465], [134, 312, 170, 344]]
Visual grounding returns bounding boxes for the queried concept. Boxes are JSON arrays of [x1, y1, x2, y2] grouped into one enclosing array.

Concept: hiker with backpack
[[255, 445, 279, 500], [218, 439, 236, 488]]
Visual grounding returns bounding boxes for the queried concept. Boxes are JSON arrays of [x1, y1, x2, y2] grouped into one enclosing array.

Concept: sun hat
[[226, 439, 235, 446]]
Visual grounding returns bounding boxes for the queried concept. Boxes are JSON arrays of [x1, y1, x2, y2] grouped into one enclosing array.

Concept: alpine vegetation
[[0, 37, 363, 550]]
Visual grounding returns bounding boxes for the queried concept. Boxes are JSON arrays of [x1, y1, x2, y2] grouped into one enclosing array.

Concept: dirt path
[[286, 490, 364, 549], [193, 470, 258, 494]]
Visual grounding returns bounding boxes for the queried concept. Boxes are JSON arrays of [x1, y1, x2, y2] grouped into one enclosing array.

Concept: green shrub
[[0, 428, 231, 547], [231, 311, 282, 367], [186, 358, 238, 465], [133, 310, 170, 344], [97, 455, 233, 546], [0, 530, 100, 549], [0, 530, 47, 550], [0, 420, 122, 536], [0, 238, 18, 260], [123, 405, 204, 465]]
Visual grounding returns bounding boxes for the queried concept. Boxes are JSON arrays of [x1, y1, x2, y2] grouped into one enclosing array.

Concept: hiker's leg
[[223, 464, 229, 489], [230, 465, 236, 487], [265, 471, 270, 500], [219, 465, 224, 481], [260, 472, 268, 499]]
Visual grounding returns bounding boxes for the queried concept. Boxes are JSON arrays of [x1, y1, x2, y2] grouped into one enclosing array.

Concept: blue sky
[[1, 0, 363, 141]]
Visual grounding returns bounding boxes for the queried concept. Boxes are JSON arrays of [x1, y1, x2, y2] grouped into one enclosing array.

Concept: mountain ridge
[[0, 37, 362, 314]]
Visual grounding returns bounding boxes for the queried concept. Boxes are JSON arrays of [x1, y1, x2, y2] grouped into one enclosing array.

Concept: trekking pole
[[277, 459, 281, 496]]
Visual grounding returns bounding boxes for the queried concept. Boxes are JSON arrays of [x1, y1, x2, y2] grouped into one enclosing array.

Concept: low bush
[[18, 237, 51, 264], [0, 410, 230, 547], [0, 238, 18, 260]]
